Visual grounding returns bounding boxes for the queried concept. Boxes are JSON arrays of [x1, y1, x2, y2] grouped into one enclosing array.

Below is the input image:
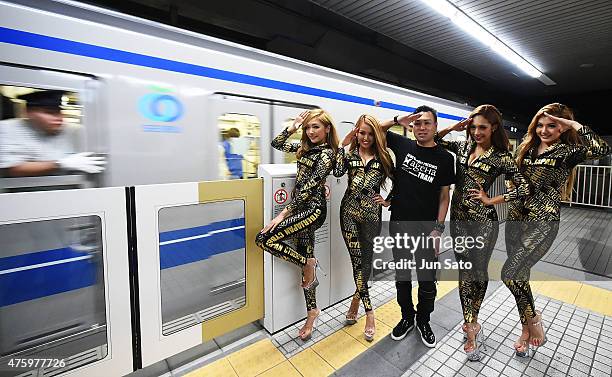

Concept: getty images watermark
[[372, 233, 486, 271]]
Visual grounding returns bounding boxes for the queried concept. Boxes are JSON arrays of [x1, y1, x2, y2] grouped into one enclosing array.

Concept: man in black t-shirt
[[380, 106, 455, 348]]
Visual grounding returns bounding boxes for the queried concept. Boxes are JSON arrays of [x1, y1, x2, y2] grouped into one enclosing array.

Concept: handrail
[[563, 164, 612, 209]]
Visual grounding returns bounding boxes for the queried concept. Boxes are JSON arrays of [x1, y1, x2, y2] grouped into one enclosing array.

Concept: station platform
[[141, 206, 612, 377]]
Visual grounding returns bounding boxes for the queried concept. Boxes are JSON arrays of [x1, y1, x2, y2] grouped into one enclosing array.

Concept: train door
[[0, 64, 103, 192], [271, 104, 317, 163], [207, 94, 271, 180]]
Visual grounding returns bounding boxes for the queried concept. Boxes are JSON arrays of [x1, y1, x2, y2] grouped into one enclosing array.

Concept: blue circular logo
[[139, 94, 184, 122]]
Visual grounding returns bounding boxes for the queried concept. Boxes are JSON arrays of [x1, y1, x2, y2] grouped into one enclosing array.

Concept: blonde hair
[[516, 103, 580, 200], [296, 109, 339, 159], [349, 114, 394, 187]]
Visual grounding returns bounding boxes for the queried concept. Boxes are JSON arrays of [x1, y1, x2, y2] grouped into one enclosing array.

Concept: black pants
[[389, 220, 437, 324]]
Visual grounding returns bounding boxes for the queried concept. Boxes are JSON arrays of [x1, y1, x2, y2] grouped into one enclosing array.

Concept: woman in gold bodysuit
[[334, 115, 393, 342], [436, 105, 529, 361], [503, 103, 610, 357], [256, 109, 339, 341]]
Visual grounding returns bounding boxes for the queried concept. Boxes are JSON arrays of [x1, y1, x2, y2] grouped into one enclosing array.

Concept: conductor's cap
[[18, 90, 65, 110]]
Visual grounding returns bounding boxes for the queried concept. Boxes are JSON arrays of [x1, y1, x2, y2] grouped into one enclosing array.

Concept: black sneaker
[[391, 317, 414, 341], [417, 322, 436, 347]]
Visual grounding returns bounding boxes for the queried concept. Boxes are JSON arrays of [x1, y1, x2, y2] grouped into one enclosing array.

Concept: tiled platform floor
[[180, 274, 612, 377], [270, 279, 398, 358], [403, 285, 612, 377]]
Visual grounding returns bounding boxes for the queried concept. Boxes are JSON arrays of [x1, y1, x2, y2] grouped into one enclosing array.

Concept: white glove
[[58, 152, 106, 174]]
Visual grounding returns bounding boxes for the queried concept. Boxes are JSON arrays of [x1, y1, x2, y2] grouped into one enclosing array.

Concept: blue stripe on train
[[0, 247, 96, 307], [0, 27, 464, 121], [159, 218, 245, 243], [159, 224, 246, 269]]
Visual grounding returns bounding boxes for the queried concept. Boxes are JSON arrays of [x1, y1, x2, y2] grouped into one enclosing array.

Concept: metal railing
[[563, 164, 612, 209], [488, 175, 509, 221]]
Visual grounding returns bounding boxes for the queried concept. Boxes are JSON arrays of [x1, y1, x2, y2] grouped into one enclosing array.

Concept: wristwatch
[[393, 115, 399, 125], [433, 222, 445, 233]]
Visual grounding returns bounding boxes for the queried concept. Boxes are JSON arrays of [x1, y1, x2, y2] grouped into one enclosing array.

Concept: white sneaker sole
[[390, 324, 414, 341], [417, 325, 437, 348]]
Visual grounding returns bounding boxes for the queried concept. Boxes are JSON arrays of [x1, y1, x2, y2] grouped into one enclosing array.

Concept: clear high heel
[[465, 323, 486, 362], [302, 260, 323, 290], [516, 311, 547, 358], [514, 326, 530, 358], [529, 311, 547, 351], [299, 309, 320, 341], [364, 313, 376, 342], [345, 297, 360, 325]]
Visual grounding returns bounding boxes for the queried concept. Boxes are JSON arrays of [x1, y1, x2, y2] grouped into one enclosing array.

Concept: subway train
[[0, 0, 478, 374]]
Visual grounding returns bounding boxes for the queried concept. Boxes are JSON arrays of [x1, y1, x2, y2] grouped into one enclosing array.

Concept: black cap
[[17, 90, 65, 110]]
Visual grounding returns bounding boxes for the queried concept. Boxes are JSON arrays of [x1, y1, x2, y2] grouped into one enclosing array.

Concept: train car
[[0, 0, 473, 374]]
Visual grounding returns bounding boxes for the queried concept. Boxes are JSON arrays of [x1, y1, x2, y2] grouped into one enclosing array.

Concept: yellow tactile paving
[[257, 361, 301, 377], [289, 348, 334, 377], [311, 329, 368, 369], [184, 357, 237, 377], [342, 317, 393, 347], [226, 339, 286, 377], [436, 280, 457, 298], [573, 283, 612, 316], [534, 280, 582, 303], [375, 299, 402, 328]]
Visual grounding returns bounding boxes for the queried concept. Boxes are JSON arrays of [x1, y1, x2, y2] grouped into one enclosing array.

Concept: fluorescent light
[[420, 0, 555, 84]]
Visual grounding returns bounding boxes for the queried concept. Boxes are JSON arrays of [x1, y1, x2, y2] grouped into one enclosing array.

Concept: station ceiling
[[312, 0, 612, 96], [79, 0, 612, 133]]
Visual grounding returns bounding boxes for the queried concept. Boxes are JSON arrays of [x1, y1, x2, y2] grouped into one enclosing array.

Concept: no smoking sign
[[274, 188, 288, 204]]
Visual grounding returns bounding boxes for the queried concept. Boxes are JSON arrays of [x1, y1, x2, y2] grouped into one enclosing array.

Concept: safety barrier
[[0, 179, 263, 376], [488, 175, 509, 221], [563, 164, 612, 209], [0, 187, 133, 377]]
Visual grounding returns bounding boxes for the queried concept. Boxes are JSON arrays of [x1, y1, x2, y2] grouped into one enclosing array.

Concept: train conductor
[[0, 90, 105, 177]]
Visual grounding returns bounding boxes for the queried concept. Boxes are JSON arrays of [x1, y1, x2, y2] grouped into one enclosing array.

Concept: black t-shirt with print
[[386, 131, 456, 221]]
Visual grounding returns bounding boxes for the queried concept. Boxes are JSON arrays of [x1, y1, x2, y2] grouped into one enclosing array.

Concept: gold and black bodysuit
[[334, 147, 387, 312], [255, 128, 333, 311], [436, 136, 529, 324], [503, 125, 610, 324]]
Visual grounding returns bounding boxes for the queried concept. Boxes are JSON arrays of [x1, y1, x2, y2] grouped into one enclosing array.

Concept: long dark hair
[[468, 104, 509, 152]]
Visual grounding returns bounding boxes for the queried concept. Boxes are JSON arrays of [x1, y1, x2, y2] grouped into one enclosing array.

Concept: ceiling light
[[420, 0, 556, 85]]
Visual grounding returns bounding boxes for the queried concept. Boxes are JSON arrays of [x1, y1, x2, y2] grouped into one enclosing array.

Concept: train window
[[0, 86, 89, 192], [389, 123, 411, 139], [0, 216, 107, 373], [217, 113, 261, 180], [282, 118, 301, 163], [158, 200, 246, 335]]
